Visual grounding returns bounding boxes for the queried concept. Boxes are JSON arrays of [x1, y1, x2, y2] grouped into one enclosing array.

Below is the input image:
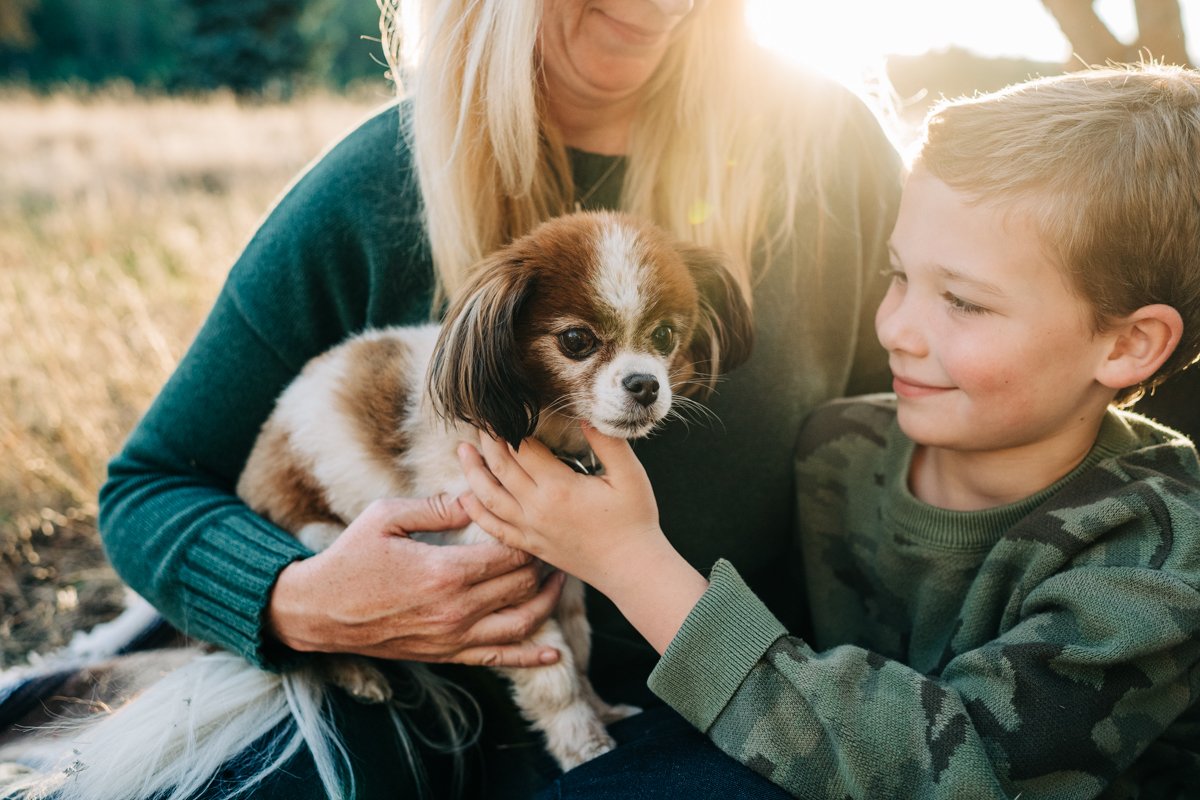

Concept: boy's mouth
[[892, 374, 952, 398]]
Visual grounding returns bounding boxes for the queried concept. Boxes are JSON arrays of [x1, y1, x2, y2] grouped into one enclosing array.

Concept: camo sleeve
[[649, 558, 1200, 799]]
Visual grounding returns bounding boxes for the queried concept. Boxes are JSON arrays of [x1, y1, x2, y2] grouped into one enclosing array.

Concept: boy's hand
[[456, 423, 665, 593]]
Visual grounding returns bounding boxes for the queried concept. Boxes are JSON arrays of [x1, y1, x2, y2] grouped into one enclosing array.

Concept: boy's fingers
[[459, 442, 522, 510], [506, 436, 567, 478], [581, 423, 642, 481], [477, 434, 538, 493], [458, 491, 527, 551]]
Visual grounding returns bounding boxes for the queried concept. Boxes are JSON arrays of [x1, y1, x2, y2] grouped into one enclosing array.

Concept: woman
[[97, 0, 901, 796]]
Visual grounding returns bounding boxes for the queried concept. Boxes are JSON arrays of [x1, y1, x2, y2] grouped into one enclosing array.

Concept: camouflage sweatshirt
[[649, 396, 1200, 799]]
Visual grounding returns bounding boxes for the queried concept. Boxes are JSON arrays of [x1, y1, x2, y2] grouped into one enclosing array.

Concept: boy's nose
[[875, 290, 927, 357]]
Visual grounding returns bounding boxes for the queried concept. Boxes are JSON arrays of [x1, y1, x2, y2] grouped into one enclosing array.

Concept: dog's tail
[[1, 652, 477, 800]]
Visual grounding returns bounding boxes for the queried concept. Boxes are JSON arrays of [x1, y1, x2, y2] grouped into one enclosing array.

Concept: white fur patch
[[590, 351, 673, 437], [591, 220, 648, 331], [274, 327, 438, 523]]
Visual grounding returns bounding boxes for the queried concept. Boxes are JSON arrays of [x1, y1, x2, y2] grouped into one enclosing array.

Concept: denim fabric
[[538, 706, 793, 800]]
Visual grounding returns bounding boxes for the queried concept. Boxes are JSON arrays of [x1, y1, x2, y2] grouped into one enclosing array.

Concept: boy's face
[[875, 170, 1117, 456]]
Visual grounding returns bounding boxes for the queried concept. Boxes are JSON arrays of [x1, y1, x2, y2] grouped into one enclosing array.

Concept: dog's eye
[[651, 324, 675, 355], [558, 328, 599, 358]]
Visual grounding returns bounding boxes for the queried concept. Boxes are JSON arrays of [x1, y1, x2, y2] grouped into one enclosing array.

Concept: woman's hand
[[267, 494, 565, 668], [457, 424, 710, 654]]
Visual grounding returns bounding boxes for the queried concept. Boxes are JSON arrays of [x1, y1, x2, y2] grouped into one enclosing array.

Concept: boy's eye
[[882, 267, 907, 285], [558, 327, 599, 358], [943, 293, 987, 315]]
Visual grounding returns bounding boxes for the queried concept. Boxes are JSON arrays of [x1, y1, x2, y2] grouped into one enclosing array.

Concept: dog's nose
[[622, 374, 660, 407]]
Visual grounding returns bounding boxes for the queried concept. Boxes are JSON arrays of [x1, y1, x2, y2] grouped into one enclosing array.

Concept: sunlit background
[[747, 0, 1198, 88]]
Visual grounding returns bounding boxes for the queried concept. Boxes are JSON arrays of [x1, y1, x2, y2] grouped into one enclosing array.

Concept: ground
[[0, 510, 125, 668]]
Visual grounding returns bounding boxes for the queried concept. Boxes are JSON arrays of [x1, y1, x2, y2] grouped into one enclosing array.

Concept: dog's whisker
[[666, 396, 723, 431]]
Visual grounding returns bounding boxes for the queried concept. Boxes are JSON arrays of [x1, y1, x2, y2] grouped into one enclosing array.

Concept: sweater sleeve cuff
[[648, 558, 788, 732], [178, 511, 312, 669]]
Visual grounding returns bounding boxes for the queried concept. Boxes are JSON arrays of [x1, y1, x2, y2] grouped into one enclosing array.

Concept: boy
[[458, 64, 1200, 798]]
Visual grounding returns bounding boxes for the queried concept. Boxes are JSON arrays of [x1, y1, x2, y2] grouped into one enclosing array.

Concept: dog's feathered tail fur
[[1, 653, 475, 800]]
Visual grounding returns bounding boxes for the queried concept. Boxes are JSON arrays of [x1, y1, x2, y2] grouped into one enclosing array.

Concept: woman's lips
[[594, 10, 673, 46]]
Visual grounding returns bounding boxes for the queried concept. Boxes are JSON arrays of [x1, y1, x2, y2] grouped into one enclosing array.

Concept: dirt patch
[[0, 508, 126, 669]]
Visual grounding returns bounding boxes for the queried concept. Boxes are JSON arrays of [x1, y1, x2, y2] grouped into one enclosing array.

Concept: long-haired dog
[[0, 211, 752, 800]]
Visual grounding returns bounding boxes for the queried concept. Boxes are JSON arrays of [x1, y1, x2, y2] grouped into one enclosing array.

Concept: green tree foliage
[[182, 0, 306, 94], [0, 0, 187, 85], [301, 0, 385, 87], [0, 0, 385, 91]]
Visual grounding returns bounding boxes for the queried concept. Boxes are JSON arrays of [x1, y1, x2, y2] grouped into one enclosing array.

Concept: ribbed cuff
[[648, 559, 787, 732], [178, 511, 312, 669]]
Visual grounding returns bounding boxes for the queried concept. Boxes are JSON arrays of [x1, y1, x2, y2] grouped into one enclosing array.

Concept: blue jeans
[[537, 706, 794, 800], [187, 704, 793, 799]]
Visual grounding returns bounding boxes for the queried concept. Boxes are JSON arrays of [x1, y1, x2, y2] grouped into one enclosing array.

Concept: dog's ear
[[427, 256, 540, 448], [677, 244, 755, 399]]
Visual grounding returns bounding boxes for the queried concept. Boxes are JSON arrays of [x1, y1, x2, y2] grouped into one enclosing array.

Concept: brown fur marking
[[338, 335, 415, 485], [240, 424, 342, 534]]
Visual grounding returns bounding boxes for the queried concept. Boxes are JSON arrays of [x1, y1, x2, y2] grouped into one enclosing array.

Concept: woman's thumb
[[385, 494, 470, 534]]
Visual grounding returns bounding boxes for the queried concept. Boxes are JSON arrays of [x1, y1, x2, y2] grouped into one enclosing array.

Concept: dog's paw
[[595, 702, 641, 724], [328, 660, 393, 704], [345, 675, 392, 704], [555, 731, 616, 772]]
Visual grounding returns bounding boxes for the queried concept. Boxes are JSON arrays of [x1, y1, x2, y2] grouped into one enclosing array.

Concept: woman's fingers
[[437, 538, 533, 584], [461, 571, 566, 646], [461, 559, 545, 614], [454, 642, 561, 668]]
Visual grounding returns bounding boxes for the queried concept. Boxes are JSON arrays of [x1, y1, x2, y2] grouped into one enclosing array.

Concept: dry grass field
[[0, 86, 385, 666]]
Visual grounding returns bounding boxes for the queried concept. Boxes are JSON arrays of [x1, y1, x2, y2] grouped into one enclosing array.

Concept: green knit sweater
[[98, 84, 901, 709], [650, 396, 1200, 798]]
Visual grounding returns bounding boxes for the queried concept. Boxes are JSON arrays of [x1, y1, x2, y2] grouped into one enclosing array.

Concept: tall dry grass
[[0, 86, 385, 664]]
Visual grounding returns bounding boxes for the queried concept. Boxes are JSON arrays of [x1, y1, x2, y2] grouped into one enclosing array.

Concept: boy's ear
[[1094, 304, 1184, 391]]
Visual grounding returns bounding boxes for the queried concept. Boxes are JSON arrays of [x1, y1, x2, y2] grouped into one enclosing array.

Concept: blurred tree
[[888, 47, 1064, 107], [1042, 0, 1192, 67], [0, 0, 386, 91], [183, 0, 310, 94], [0, 0, 186, 85], [301, 0, 385, 86], [0, 0, 38, 49]]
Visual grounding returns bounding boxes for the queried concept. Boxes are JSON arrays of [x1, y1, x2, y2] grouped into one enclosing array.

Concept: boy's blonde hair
[[379, 0, 859, 310], [916, 64, 1200, 403]]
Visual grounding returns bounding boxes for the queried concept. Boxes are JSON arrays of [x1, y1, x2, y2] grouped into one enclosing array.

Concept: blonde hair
[[917, 64, 1200, 402], [379, 0, 855, 310]]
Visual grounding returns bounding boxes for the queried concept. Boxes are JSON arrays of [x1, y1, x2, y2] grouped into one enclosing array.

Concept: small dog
[[0, 211, 752, 799], [237, 209, 753, 770]]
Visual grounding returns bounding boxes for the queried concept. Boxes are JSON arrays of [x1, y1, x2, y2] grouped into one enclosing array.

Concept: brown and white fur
[[0, 211, 752, 800]]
